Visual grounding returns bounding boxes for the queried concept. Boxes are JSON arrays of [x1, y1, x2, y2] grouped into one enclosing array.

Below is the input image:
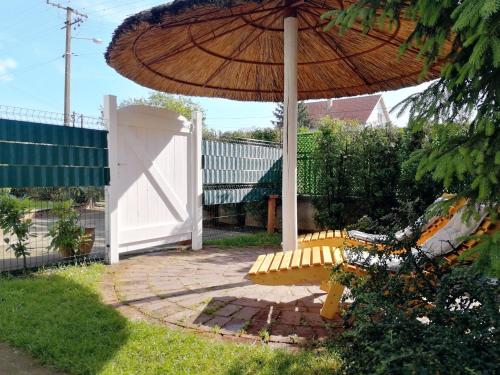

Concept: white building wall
[[365, 98, 390, 127]]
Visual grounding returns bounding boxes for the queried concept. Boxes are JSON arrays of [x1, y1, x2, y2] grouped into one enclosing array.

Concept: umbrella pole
[[282, 15, 298, 251]]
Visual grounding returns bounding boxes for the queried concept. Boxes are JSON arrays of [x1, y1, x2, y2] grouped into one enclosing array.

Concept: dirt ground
[[0, 343, 64, 375]]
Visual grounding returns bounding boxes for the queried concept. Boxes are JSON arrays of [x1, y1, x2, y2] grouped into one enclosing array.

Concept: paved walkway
[[100, 247, 343, 345]]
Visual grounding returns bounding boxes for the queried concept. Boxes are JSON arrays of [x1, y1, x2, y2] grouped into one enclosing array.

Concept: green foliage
[[121, 91, 204, 120], [217, 127, 280, 143], [0, 195, 35, 270], [333, 222, 499, 374], [322, 0, 500, 274], [461, 229, 500, 277], [0, 265, 342, 374], [310, 119, 438, 229], [320, 3, 500, 368], [9, 187, 103, 205], [47, 200, 85, 256]]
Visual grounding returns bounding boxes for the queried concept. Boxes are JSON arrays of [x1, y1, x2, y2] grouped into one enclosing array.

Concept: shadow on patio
[[108, 248, 344, 343]]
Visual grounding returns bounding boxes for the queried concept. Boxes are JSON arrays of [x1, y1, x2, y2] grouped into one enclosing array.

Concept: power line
[[0, 56, 62, 81], [3, 81, 60, 111]]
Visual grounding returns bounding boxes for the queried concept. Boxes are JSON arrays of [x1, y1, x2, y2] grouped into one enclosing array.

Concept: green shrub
[[333, 219, 499, 374], [311, 120, 406, 229], [0, 195, 35, 270]]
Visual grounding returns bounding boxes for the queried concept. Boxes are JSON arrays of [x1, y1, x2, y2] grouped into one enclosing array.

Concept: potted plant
[[0, 195, 35, 270], [47, 200, 94, 257]]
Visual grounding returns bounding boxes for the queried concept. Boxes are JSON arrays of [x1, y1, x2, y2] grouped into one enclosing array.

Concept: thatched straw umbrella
[[106, 0, 450, 251]]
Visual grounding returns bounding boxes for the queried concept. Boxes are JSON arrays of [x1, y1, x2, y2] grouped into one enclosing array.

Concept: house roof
[[305, 94, 382, 124]]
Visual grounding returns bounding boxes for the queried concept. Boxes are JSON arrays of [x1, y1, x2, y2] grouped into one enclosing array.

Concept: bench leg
[[320, 281, 345, 319]]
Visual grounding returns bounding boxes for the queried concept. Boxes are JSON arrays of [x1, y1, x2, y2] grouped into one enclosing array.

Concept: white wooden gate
[[103, 95, 202, 263]]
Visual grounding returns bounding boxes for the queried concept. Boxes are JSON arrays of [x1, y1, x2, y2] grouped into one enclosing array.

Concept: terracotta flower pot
[[59, 245, 73, 258], [79, 227, 95, 255]]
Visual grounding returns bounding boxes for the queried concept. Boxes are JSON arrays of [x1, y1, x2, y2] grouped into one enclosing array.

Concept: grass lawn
[[204, 232, 282, 248], [0, 264, 342, 375], [29, 199, 55, 210]]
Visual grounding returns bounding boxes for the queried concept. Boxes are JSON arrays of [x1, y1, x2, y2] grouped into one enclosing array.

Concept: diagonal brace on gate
[[124, 127, 190, 222]]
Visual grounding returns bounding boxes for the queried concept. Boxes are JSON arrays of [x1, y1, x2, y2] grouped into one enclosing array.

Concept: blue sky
[[1, 0, 430, 130]]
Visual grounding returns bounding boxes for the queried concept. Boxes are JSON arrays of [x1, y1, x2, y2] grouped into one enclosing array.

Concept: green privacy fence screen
[[297, 132, 319, 196], [202, 139, 282, 205], [202, 134, 320, 204], [0, 118, 109, 187]]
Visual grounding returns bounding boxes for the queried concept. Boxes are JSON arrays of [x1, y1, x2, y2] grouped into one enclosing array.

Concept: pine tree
[[324, 0, 500, 276], [298, 101, 313, 129], [271, 101, 313, 129], [271, 102, 284, 129]]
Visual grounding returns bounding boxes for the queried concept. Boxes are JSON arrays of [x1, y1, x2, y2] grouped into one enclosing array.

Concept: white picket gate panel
[[104, 96, 202, 263]]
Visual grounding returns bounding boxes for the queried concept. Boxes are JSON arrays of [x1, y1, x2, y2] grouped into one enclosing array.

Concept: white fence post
[[191, 111, 203, 250], [104, 95, 119, 264]]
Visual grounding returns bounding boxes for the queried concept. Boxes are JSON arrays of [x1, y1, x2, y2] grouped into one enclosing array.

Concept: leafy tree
[[318, 2, 499, 372], [312, 119, 354, 229], [121, 91, 204, 120], [121, 91, 224, 140], [311, 117, 418, 229], [323, 0, 499, 275], [396, 126, 444, 212], [271, 101, 313, 129], [218, 127, 280, 143]]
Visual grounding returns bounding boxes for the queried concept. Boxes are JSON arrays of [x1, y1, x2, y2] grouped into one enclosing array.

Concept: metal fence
[[0, 188, 106, 272], [0, 105, 108, 272], [201, 135, 322, 241], [202, 138, 281, 241]]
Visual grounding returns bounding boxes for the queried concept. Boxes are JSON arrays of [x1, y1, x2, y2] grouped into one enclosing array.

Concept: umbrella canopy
[[106, 0, 449, 102], [106, 0, 451, 252]]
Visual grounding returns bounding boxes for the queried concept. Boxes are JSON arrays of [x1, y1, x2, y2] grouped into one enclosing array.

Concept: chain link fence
[[0, 105, 108, 273], [202, 138, 281, 242], [0, 188, 106, 272]]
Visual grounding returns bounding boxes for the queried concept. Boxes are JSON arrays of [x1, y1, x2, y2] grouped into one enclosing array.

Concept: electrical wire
[[2, 81, 60, 111], [0, 56, 63, 81]]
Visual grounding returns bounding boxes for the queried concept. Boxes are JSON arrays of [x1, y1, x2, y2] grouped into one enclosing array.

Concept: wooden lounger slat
[[304, 233, 312, 242], [291, 249, 303, 268], [258, 253, 275, 274], [322, 246, 333, 265], [334, 230, 341, 238], [481, 220, 491, 230], [249, 254, 266, 275], [311, 232, 319, 241], [279, 251, 293, 270], [302, 247, 312, 267], [269, 252, 284, 271], [327, 230, 334, 238], [319, 231, 326, 240], [312, 246, 322, 265], [332, 247, 344, 265]]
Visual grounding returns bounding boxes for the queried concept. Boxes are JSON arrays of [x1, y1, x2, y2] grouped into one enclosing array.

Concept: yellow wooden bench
[[248, 211, 496, 320], [248, 245, 347, 319]]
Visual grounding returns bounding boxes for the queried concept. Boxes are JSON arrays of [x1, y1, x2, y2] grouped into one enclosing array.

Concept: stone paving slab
[[99, 247, 343, 345]]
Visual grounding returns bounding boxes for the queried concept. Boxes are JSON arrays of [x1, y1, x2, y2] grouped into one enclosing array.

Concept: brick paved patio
[[99, 247, 343, 345]]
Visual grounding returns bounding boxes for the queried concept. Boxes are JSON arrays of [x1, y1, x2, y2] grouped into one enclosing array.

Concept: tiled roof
[[305, 94, 382, 124]]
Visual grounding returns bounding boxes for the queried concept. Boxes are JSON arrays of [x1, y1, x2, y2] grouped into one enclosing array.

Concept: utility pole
[[46, 1, 87, 125]]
